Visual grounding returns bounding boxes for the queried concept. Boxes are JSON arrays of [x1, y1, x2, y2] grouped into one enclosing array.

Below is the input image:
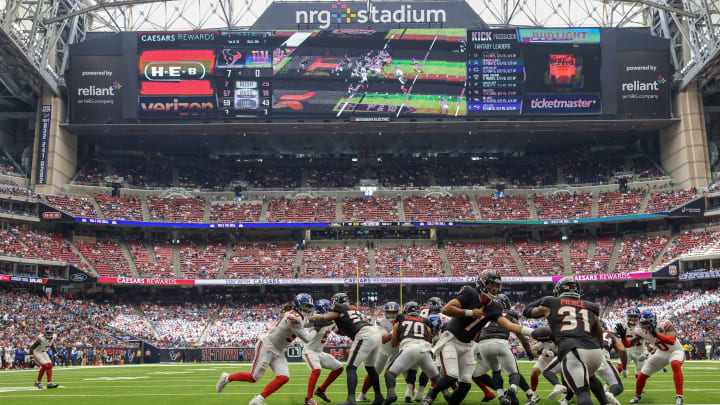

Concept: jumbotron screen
[[68, 28, 671, 123], [137, 29, 467, 119]]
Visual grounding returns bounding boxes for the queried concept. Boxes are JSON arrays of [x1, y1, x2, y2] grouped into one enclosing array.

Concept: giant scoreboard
[[68, 28, 672, 123]]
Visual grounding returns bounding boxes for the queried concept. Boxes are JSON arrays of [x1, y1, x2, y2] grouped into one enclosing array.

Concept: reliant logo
[[621, 77, 664, 92], [296, 0, 446, 29], [76, 80, 122, 96]]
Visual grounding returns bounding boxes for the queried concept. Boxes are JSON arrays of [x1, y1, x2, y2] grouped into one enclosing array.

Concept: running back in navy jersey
[[330, 303, 370, 340], [445, 285, 503, 343], [396, 313, 432, 344], [539, 295, 600, 356]]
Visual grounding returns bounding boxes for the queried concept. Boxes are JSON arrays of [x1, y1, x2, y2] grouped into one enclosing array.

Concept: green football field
[[0, 361, 717, 405], [334, 93, 466, 116]]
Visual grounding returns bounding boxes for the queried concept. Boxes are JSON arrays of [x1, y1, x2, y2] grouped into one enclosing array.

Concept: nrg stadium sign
[[251, 1, 486, 30]]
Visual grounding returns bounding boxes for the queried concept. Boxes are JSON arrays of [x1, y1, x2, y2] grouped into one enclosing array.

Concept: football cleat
[[404, 384, 415, 403], [356, 393, 367, 402], [548, 384, 567, 400], [503, 384, 519, 405], [381, 396, 397, 405], [369, 395, 385, 405], [524, 391, 540, 405], [47, 382, 58, 389], [629, 395, 642, 404], [315, 388, 332, 403], [482, 391, 496, 402], [34, 381, 43, 389], [414, 389, 425, 402], [605, 392, 621, 405], [249, 395, 267, 405], [419, 396, 434, 405], [675, 395, 683, 405], [305, 398, 320, 405], [216, 372, 229, 393]]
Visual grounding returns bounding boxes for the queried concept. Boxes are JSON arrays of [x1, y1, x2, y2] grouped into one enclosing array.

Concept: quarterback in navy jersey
[[420, 270, 533, 405]]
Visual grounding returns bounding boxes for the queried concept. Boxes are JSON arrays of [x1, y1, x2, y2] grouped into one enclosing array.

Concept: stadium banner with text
[[70, 56, 125, 122], [551, 272, 652, 282], [158, 346, 350, 363], [90, 273, 652, 287], [35, 105, 51, 184], [517, 28, 601, 44], [0, 275, 49, 284], [251, 1, 484, 30], [679, 271, 720, 281], [617, 50, 670, 117], [73, 213, 667, 228]]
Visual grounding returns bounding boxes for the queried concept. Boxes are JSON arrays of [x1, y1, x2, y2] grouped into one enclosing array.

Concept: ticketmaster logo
[[296, 2, 446, 29]]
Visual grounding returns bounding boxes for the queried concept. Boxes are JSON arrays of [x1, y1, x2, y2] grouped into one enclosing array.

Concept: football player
[[29, 325, 59, 389], [358, 301, 399, 402], [528, 325, 556, 396], [419, 270, 534, 405], [523, 276, 609, 405], [217, 293, 317, 405], [304, 299, 345, 405], [617, 307, 647, 378], [411, 297, 451, 402], [625, 310, 685, 405], [309, 292, 384, 405], [596, 321, 625, 405], [472, 294, 539, 405], [382, 301, 443, 405]]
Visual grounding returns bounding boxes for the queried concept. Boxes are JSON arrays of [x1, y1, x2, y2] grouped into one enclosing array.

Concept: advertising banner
[[668, 198, 704, 216], [35, 105, 51, 184], [518, 28, 601, 44], [551, 272, 652, 282], [617, 51, 670, 117], [653, 260, 679, 278], [70, 56, 125, 122], [523, 93, 601, 114], [69, 266, 97, 283], [39, 202, 76, 223], [679, 271, 720, 281]]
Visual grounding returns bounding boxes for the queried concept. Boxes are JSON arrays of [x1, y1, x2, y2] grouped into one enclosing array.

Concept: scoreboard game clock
[[137, 31, 273, 119]]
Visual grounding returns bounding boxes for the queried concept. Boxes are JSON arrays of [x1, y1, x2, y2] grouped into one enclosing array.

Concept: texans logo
[[169, 351, 181, 361]]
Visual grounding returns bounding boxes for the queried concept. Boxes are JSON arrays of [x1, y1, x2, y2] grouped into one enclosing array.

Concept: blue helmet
[[626, 306, 641, 323], [314, 299, 331, 314], [640, 309, 656, 328], [428, 315, 443, 334], [293, 293, 314, 315], [44, 325, 55, 338], [384, 301, 400, 318]]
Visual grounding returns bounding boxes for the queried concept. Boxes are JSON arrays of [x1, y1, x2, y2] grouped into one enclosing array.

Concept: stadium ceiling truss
[[0, 0, 719, 97]]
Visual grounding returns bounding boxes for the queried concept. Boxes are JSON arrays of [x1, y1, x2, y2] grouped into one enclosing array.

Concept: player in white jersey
[[596, 323, 626, 405], [305, 299, 344, 405], [617, 307, 647, 377], [528, 326, 556, 398], [30, 325, 59, 389], [217, 293, 318, 405], [627, 310, 685, 405], [357, 301, 399, 402]]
